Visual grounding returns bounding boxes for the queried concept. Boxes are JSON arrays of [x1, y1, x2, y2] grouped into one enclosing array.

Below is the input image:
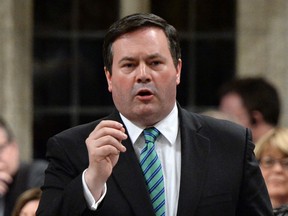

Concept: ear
[[104, 67, 112, 92], [176, 59, 182, 85], [251, 110, 263, 126]]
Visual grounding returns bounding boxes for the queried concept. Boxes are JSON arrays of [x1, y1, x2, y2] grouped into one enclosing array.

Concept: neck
[[271, 196, 288, 208], [253, 123, 275, 142]]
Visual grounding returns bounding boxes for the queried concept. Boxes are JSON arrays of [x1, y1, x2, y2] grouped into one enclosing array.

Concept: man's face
[[219, 92, 251, 128], [105, 27, 181, 127], [0, 128, 19, 177]]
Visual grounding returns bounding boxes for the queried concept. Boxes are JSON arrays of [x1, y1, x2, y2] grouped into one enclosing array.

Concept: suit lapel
[[176, 108, 210, 216], [108, 108, 210, 216], [110, 112, 155, 216]]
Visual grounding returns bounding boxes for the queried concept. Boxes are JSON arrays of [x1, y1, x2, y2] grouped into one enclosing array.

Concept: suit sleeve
[[236, 129, 273, 216], [36, 136, 95, 216], [27, 160, 48, 188]]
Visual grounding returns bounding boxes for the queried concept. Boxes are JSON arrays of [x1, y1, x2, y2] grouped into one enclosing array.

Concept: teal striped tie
[[140, 127, 165, 216]]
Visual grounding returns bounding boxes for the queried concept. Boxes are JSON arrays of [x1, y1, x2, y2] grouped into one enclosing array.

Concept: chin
[[134, 104, 158, 115], [269, 188, 287, 197]]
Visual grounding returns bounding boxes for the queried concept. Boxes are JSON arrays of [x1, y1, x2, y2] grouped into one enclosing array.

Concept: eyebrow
[[118, 53, 165, 63], [118, 57, 135, 64], [147, 53, 165, 60]]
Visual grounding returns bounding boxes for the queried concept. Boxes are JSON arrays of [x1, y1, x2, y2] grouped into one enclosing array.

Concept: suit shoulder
[[55, 120, 100, 139], [200, 113, 244, 130], [180, 108, 248, 138]]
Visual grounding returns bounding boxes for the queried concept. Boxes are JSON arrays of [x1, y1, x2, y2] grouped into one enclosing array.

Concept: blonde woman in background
[[255, 128, 288, 214], [11, 188, 42, 216]]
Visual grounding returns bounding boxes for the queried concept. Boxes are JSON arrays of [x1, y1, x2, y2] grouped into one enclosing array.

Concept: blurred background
[[0, 0, 288, 161]]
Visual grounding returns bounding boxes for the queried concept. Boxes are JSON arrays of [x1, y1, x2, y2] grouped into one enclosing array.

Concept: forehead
[[262, 144, 285, 157], [112, 27, 169, 52]]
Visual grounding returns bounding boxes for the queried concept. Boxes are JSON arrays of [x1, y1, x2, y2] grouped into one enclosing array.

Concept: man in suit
[[37, 13, 273, 215], [0, 117, 48, 216]]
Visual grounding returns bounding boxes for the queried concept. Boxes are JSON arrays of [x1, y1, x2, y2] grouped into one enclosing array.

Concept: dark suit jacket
[[37, 106, 273, 216], [4, 160, 48, 216]]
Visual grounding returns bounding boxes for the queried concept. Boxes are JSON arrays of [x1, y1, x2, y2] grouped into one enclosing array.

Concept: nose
[[136, 63, 151, 83]]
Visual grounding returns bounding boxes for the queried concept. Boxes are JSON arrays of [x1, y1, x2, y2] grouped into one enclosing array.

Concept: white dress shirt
[[83, 103, 181, 216]]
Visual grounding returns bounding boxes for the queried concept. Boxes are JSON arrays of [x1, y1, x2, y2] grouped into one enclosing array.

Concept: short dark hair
[[219, 77, 280, 126], [103, 13, 181, 73], [0, 117, 14, 142]]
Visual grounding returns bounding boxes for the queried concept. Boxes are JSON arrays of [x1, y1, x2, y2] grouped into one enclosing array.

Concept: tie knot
[[143, 127, 160, 144]]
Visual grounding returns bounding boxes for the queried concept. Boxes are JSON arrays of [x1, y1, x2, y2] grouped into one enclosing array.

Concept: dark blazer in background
[[4, 160, 48, 216], [37, 105, 273, 216]]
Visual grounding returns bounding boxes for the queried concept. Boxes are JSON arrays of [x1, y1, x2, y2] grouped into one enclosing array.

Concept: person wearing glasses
[[255, 128, 288, 214], [0, 117, 48, 216]]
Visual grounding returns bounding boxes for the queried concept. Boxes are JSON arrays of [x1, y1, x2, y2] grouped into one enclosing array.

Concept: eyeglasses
[[259, 157, 288, 170]]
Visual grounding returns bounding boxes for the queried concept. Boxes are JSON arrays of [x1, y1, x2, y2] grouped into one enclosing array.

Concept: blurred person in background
[[255, 128, 288, 214], [0, 117, 47, 216], [11, 187, 41, 216], [218, 77, 280, 143], [201, 109, 239, 123]]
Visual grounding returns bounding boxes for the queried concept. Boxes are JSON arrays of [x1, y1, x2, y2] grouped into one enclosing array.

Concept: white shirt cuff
[[82, 169, 107, 210]]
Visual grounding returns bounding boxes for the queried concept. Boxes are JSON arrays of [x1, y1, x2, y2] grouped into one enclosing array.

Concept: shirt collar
[[120, 103, 179, 145]]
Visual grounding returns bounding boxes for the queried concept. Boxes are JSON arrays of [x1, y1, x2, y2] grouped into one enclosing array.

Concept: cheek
[[260, 168, 269, 181], [110, 78, 132, 100], [285, 173, 288, 181], [112, 78, 129, 92], [111, 73, 132, 88]]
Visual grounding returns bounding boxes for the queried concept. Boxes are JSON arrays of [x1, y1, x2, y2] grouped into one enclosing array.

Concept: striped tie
[[140, 127, 165, 216]]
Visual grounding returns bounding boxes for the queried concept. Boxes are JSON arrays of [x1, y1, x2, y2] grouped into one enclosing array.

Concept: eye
[[281, 158, 288, 168], [120, 62, 137, 73], [149, 60, 164, 70], [151, 61, 161, 66], [261, 158, 274, 166], [123, 63, 134, 68]]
